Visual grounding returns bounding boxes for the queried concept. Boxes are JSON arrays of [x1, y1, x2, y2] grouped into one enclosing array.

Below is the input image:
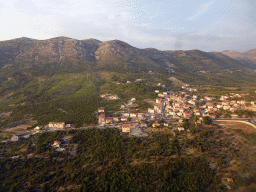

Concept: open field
[[168, 77, 185, 86], [217, 121, 256, 133], [3, 120, 37, 132], [217, 121, 256, 146]]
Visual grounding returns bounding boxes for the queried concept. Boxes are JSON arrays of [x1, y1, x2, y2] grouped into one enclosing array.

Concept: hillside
[[0, 36, 256, 127], [222, 49, 256, 69], [0, 36, 255, 79]]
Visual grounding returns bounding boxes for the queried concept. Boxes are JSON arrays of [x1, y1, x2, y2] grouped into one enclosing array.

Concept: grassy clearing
[[218, 121, 256, 145]]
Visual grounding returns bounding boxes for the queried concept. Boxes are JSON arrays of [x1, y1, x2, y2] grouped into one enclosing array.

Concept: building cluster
[[98, 89, 256, 131], [182, 84, 197, 92], [100, 93, 119, 100]]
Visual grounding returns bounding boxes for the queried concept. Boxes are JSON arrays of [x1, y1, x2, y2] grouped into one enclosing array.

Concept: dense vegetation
[[0, 128, 222, 192]]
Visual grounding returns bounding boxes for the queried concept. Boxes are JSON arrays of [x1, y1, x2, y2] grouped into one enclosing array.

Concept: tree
[[203, 116, 212, 125]]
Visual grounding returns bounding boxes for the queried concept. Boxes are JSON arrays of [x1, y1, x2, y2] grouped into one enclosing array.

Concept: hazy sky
[[0, 0, 255, 52]]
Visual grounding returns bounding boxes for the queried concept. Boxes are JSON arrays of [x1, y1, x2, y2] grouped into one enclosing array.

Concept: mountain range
[[1, 36, 256, 77]]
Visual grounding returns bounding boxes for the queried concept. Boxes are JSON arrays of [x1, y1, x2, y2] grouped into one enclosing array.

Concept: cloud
[[186, 0, 215, 21]]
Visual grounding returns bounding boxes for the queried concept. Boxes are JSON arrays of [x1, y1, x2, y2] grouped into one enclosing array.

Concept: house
[[163, 92, 168, 96], [113, 117, 119, 122], [173, 127, 185, 131], [177, 112, 183, 117], [231, 113, 239, 118], [158, 93, 165, 97], [122, 124, 130, 132], [56, 122, 65, 129], [154, 105, 162, 114], [65, 124, 73, 128], [217, 104, 223, 109], [152, 122, 160, 128], [184, 112, 191, 118], [164, 122, 170, 127], [123, 113, 130, 117], [110, 95, 119, 100], [130, 113, 137, 118], [229, 107, 236, 112], [223, 105, 230, 110], [179, 118, 184, 123], [105, 118, 113, 124], [194, 111, 201, 116], [100, 94, 108, 98], [131, 97, 136, 101], [148, 108, 155, 114], [155, 90, 160, 93], [251, 101, 256, 105], [52, 140, 61, 148], [121, 117, 127, 122], [98, 108, 105, 113], [34, 125, 42, 130], [98, 114, 105, 123], [48, 122, 56, 128], [20, 148, 27, 152], [11, 134, 22, 141], [156, 98, 163, 103], [138, 113, 145, 118]]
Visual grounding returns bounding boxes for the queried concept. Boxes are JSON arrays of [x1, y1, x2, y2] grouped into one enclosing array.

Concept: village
[[97, 84, 256, 136], [4, 83, 256, 144]]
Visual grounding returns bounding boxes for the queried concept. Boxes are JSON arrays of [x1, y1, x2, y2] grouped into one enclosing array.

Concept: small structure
[[122, 124, 130, 133], [152, 122, 160, 128], [156, 98, 163, 104], [113, 117, 119, 122], [11, 134, 22, 142], [34, 125, 42, 130], [65, 124, 73, 128], [48, 122, 56, 128], [164, 122, 170, 127], [131, 97, 136, 101], [20, 148, 27, 152], [52, 140, 61, 148], [130, 113, 137, 118], [178, 127, 185, 131], [105, 118, 113, 124], [98, 114, 106, 124], [56, 122, 65, 129], [138, 113, 145, 118], [148, 108, 155, 114], [231, 113, 239, 118], [121, 117, 127, 122], [98, 108, 105, 113]]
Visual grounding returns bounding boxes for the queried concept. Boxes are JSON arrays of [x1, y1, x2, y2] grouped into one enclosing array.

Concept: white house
[[11, 134, 22, 141], [122, 124, 130, 132]]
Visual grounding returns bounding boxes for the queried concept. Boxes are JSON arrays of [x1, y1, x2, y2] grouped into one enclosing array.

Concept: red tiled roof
[[20, 148, 27, 152], [99, 114, 105, 118]]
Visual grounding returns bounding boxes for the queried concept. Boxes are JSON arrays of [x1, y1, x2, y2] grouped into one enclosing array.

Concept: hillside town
[[97, 84, 256, 135], [4, 83, 256, 142]]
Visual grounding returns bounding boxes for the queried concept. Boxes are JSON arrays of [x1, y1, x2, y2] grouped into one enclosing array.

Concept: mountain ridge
[[0, 36, 256, 85]]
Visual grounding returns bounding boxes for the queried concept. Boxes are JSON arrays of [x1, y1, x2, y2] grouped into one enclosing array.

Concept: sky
[[0, 0, 255, 52]]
